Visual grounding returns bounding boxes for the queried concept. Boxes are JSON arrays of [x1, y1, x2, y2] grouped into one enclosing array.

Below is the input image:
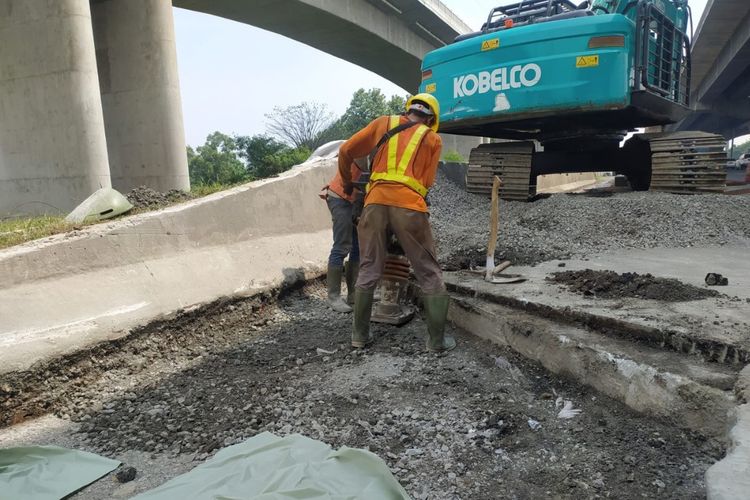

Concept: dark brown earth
[[126, 186, 194, 210], [548, 270, 721, 302], [0, 282, 720, 499]]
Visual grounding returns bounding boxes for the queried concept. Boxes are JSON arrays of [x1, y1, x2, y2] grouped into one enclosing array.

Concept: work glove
[[343, 183, 354, 196]]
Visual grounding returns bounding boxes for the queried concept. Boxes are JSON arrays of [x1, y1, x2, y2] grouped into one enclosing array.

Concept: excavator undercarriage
[[465, 131, 727, 200]]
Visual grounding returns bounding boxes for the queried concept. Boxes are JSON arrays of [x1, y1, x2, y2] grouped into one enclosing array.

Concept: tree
[[235, 135, 288, 170], [336, 89, 388, 138], [235, 134, 311, 179], [386, 94, 407, 114], [331, 88, 410, 140], [257, 146, 311, 178], [188, 132, 249, 186], [265, 102, 335, 150]]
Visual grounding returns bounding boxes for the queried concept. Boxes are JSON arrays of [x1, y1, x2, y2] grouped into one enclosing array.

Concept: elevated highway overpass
[[0, 0, 469, 216], [676, 0, 750, 138], [173, 0, 470, 92]]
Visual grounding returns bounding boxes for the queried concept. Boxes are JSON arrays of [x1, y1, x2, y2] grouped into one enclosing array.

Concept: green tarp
[[133, 432, 411, 500], [0, 445, 120, 500]]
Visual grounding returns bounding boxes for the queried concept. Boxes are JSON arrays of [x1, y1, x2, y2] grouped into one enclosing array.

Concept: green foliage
[[329, 89, 409, 140], [386, 94, 407, 114], [443, 150, 466, 163], [188, 132, 311, 189], [235, 134, 310, 178], [189, 89, 412, 190], [235, 135, 288, 171], [252, 144, 311, 178], [188, 132, 250, 186]]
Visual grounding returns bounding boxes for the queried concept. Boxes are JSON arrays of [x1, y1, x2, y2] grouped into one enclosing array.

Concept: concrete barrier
[[706, 365, 750, 500], [0, 160, 337, 374]]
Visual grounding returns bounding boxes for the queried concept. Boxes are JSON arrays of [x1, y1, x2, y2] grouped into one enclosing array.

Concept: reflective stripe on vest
[[368, 115, 430, 197]]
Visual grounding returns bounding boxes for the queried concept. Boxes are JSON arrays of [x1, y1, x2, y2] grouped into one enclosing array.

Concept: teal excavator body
[[420, 0, 692, 140], [418, 0, 726, 198]]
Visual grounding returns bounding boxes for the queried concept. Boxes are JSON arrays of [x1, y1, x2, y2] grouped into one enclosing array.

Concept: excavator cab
[[420, 0, 725, 198]]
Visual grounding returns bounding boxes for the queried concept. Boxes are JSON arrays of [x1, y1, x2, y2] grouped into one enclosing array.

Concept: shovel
[[483, 176, 526, 284]]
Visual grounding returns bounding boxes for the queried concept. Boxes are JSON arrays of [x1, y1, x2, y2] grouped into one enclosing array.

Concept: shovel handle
[[487, 176, 501, 259]]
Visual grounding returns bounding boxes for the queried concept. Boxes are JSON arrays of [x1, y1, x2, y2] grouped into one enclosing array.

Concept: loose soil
[[126, 186, 195, 210], [0, 283, 720, 499], [548, 270, 721, 301]]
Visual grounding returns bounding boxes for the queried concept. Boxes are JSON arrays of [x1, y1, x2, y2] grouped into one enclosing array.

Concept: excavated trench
[[0, 279, 724, 499]]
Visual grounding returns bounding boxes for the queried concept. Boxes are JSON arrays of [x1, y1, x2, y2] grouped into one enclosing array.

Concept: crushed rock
[[548, 269, 721, 301], [0, 285, 720, 499], [429, 172, 750, 268]]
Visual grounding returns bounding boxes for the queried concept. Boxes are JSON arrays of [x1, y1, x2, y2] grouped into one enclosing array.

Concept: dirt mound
[[126, 186, 193, 210], [548, 269, 720, 301]]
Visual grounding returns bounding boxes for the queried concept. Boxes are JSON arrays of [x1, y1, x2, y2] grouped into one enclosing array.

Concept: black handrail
[[483, 0, 579, 30]]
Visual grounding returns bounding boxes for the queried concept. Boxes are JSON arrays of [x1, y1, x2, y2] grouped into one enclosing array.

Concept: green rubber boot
[[345, 261, 359, 305], [327, 265, 352, 313], [423, 293, 456, 352], [352, 288, 374, 348]]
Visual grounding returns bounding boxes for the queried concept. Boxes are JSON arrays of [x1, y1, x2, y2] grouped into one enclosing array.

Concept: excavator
[[420, 0, 727, 199]]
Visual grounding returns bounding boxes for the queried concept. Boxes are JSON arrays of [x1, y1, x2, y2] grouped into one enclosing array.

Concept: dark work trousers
[[356, 204, 445, 294], [327, 195, 360, 267]]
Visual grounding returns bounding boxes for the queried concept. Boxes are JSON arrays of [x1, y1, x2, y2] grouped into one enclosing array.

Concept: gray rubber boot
[[345, 261, 359, 305], [352, 288, 374, 348], [327, 265, 352, 313], [423, 293, 456, 352]]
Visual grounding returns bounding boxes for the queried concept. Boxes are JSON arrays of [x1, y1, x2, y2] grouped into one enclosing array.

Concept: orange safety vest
[[367, 116, 431, 197]]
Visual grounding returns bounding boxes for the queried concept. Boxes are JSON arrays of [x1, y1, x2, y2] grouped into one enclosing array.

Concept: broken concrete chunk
[[115, 465, 137, 483]]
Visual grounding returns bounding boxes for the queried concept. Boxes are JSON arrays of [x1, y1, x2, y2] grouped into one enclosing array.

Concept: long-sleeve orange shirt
[[338, 115, 442, 213], [326, 162, 362, 202]]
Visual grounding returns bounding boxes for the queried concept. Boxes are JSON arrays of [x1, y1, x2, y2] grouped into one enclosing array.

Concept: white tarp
[[133, 432, 411, 500], [0, 445, 120, 500]]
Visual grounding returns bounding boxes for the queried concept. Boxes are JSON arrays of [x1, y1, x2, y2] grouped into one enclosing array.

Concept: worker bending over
[[320, 160, 363, 312], [338, 93, 456, 353]]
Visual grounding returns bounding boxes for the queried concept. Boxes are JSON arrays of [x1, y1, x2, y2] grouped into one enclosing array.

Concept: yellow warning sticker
[[481, 38, 500, 51], [425, 82, 437, 93], [576, 55, 599, 68]]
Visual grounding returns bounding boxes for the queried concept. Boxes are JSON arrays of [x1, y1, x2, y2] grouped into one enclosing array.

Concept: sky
[[173, 0, 710, 146]]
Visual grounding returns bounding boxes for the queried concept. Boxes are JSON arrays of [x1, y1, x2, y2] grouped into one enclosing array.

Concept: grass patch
[[0, 215, 77, 250], [190, 183, 235, 197], [0, 182, 244, 250]]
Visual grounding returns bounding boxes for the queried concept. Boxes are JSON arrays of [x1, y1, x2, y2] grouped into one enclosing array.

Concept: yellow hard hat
[[406, 93, 440, 132]]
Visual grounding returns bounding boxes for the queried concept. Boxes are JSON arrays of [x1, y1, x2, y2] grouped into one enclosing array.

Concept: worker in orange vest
[[338, 93, 456, 353], [319, 160, 364, 313]]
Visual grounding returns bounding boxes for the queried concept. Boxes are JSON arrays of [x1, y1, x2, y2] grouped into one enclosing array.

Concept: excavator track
[[646, 132, 727, 194], [466, 142, 534, 201]]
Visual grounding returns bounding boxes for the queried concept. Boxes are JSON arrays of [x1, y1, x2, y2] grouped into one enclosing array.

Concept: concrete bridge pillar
[[92, 0, 189, 193], [0, 0, 112, 216]]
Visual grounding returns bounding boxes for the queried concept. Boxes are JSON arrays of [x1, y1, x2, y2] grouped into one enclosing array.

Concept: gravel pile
[[548, 269, 721, 301], [429, 172, 750, 268], [126, 186, 194, 210]]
